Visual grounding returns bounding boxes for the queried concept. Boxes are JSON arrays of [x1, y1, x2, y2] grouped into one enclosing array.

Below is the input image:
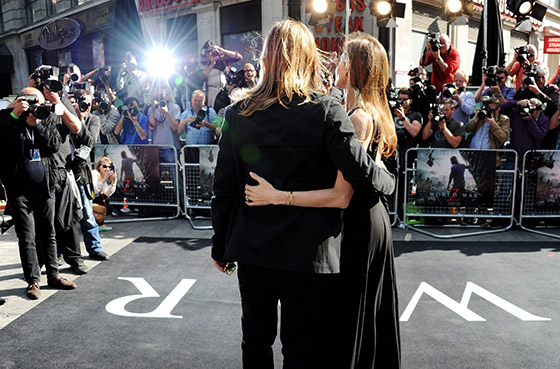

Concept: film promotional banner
[[535, 151, 560, 210], [416, 148, 496, 207], [199, 146, 218, 201], [95, 145, 160, 198]]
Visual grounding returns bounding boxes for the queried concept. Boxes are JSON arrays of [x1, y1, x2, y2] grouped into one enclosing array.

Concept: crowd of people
[[0, 41, 258, 301], [2, 22, 560, 369]]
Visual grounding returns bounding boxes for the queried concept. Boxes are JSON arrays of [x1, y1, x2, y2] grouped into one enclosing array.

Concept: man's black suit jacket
[[211, 94, 394, 274]]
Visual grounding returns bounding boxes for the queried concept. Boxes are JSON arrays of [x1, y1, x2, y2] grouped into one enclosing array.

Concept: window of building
[[220, 0, 262, 70], [46, 0, 55, 17], [0, 2, 4, 33], [25, 0, 34, 25], [166, 14, 198, 57]]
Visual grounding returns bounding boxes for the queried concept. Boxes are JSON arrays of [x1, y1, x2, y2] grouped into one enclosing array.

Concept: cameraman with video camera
[[474, 66, 515, 104], [113, 97, 149, 144], [437, 70, 475, 125], [0, 87, 78, 298], [422, 99, 465, 148], [419, 33, 461, 93], [466, 97, 510, 152]]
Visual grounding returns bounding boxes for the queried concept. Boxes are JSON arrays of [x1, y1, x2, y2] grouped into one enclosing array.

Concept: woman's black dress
[[333, 109, 401, 369]]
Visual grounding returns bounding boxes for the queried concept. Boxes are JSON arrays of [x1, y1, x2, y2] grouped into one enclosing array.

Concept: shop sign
[[38, 18, 81, 50], [137, 0, 199, 17], [311, 0, 373, 53], [544, 36, 560, 54]]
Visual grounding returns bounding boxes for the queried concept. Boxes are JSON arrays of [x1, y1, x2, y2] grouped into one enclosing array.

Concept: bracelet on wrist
[[10, 111, 19, 119], [285, 191, 294, 206]]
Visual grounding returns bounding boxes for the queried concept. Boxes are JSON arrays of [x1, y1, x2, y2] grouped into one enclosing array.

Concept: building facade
[[0, 0, 559, 95]]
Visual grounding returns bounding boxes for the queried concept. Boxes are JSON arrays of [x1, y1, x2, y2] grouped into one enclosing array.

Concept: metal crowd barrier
[[182, 145, 217, 230], [403, 148, 517, 238], [94, 144, 182, 224], [387, 160, 399, 227], [519, 150, 560, 239]]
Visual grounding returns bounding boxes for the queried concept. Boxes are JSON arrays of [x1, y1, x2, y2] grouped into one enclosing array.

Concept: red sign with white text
[[544, 36, 560, 54]]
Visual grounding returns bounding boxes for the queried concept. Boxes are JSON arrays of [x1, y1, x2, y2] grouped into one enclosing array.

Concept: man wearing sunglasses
[[513, 64, 559, 120], [474, 67, 515, 105]]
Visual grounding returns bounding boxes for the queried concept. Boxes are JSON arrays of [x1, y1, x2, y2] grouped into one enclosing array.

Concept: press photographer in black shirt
[[0, 88, 77, 299]]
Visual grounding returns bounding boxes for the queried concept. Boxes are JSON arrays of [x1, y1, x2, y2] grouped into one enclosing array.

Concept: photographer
[[437, 70, 475, 125], [116, 52, 150, 107], [29, 65, 92, 274], [68, 90, 109, 261], [466, 97, 510, 151], [93, 96, 120, 144], [474, 66, 515, 104], [178, 89, 217, 145], [419, 33, 460, 93], [0, 88, 77, 299], [113, 97, 149, 144], [506, 44, 539, 90], [393, 88, 423, 156], [148, 83, 181, 163], [239, 62, 257, 88], [422, 99, 465, 148], [513, 64, 558, 120], [89, 66, 116, 105], [200, 41, 242, 107], [408, 67, 437, 131], [500, 98, 549, 156]]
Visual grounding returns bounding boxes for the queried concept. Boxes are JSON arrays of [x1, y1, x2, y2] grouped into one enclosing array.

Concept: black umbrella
[[471, 0, 505, 85]]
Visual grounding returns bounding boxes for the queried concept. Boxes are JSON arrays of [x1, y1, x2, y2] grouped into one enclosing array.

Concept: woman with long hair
[[244, 33, 401, 368], [211, 21, 395, 368]]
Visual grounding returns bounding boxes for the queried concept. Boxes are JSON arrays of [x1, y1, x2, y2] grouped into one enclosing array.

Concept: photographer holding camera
[[419, 33, 461, 93], [149, 83, 181, 163], [113, 97, 149, 144], [513, 64, 558, 119], [116, 52, 150, 107], [506, 44, 539, 90], [437, 70, 475, 125], [393, 88, 423, 155], [68, 90, 109, 261], [178, 89, 217, 144], [200, 41, 242, 107], [0, 87, 78, 299], [466, 97, 510, 152], [93, 96, 120, 144], [422, 99, 465, 148], [474, 66, 515, 104], [500, 98, 549, 156], [88, 66, 116, 105]]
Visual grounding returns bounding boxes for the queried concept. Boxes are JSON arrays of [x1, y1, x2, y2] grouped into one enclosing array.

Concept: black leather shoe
[[90, 251, 110, 261], [70, 262, 89, 275]]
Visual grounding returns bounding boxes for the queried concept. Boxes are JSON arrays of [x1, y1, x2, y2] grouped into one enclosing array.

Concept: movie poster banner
[[95, 145, 160, 198], [416, 148, 496, 208], [199, 146, 218, 202], [535, 151, 560, 211]]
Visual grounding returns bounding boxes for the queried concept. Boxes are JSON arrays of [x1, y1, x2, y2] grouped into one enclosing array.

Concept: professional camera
[[482, 65, 498, 86], [20, 94, 57, 119], [430, 104, 446, 124], [32, 65, 63, 93], [121, 105, 139, 117], [427, 33, 442, 52], [518, 100, 545, 118], [99, 66, 111, 82], [68, 64, 80, 82], [515, 45, 531, 63], [522, 63, 540, 86], [155, 93, 167, 108], [75, 94, 90, 113], [408, 67, 421, 77], [225, 67, 245, 87], [477, 97, 494, 120], [442, 83, 464, 98], [190, 107, 207, 129], [93, 94, 109, 113], [387, 90, 401, 110]]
